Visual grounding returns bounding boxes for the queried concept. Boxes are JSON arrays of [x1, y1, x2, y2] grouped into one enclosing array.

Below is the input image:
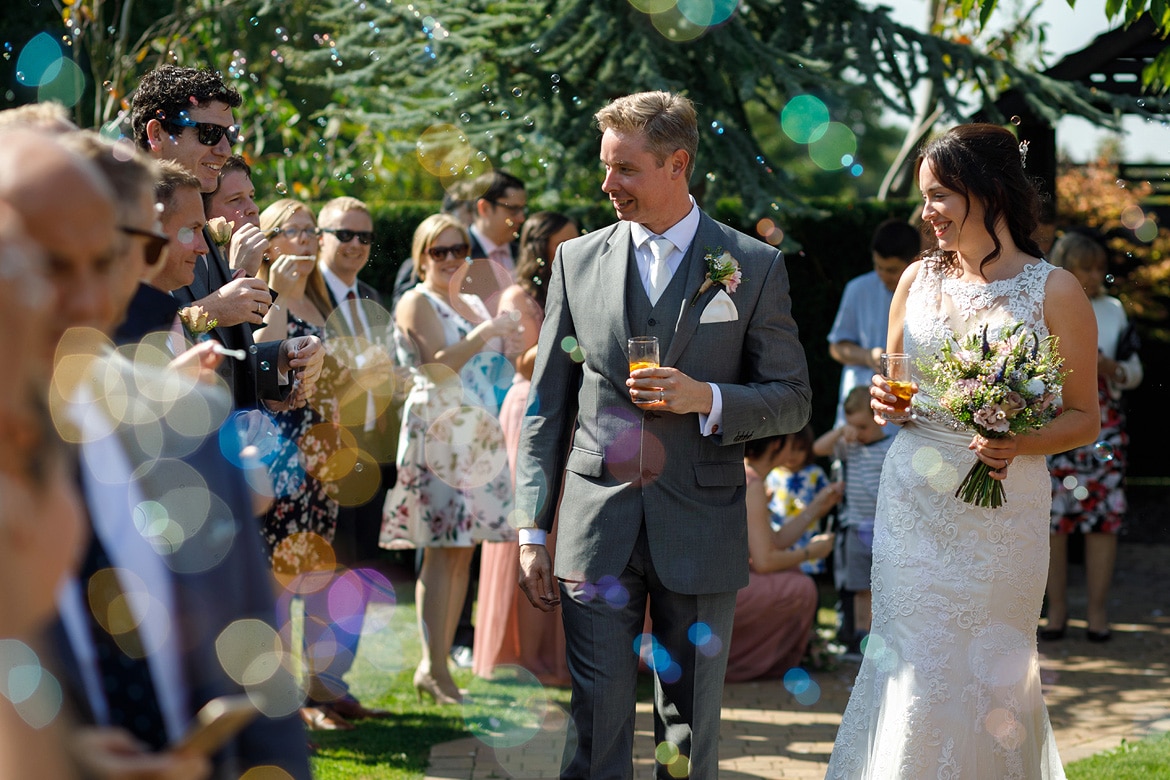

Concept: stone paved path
[[424, 541, 1170, 779]]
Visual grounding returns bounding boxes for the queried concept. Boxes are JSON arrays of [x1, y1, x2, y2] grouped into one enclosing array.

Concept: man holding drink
[[514, 91, 810, 779]]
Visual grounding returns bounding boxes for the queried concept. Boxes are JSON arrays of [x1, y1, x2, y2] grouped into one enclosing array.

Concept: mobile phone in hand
[[171, 694, 260, 757]]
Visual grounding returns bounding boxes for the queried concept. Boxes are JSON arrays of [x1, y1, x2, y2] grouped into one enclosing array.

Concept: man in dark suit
[[2, 131, 310, 778], [308, 195, 400, 723], [515, 92, 811, 779], [131, 64, 319, 411]]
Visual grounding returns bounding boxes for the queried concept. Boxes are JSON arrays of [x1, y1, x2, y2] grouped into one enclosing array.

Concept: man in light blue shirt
[[827, 219, 920, 428]]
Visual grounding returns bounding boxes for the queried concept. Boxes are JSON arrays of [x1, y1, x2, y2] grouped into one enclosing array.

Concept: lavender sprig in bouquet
[[917, 322, 1065, 508]]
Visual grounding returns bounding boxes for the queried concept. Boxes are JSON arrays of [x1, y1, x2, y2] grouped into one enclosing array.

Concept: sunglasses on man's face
[[164, 116, 241, 147], [426, 243, 470, 261], [319, 228, 374, 245], [120, 225, 170, 266]]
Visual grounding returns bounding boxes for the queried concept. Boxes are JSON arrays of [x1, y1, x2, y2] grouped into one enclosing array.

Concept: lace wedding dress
[[826, 258, 1066, 779]]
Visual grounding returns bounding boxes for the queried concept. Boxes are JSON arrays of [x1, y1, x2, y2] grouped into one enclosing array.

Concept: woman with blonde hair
[[255, 199, 350, 730], [381, 213, 520, 703]]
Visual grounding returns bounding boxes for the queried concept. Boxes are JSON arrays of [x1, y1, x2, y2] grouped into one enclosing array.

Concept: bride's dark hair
[[916, 123, 1043, 277]]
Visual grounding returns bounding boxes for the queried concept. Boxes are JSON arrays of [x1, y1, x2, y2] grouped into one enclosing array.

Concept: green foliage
[[362, 200, 441, 294], [971, 0, 1170, 91], [292, 0, 1164, 213]]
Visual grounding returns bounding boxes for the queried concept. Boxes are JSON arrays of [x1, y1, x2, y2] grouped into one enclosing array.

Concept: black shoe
[[1086, 628, 1112, 643], [1038, 625, 1066, 641]]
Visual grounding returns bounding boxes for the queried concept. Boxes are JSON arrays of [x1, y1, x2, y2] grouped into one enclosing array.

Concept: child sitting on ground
[[814, 385, 896, 657]]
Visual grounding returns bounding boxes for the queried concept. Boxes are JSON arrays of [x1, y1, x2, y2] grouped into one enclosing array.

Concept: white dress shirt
[[57, 425, 187, 742], [471, 224, 514, 271], [322, 266, 378, 432]]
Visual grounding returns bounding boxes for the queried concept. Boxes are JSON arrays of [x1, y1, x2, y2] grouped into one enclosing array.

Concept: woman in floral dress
[[256, 200, 355, 730], [1044, 231, 1143, 642], [381, 213, 520, 704], [255, 199, 342, 574]]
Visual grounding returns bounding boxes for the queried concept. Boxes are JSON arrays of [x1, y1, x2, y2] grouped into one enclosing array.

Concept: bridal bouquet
[[917, 323, 1065, 508]]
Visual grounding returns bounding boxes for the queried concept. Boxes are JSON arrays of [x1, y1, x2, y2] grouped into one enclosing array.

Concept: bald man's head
[[0, 131, 121, 345]]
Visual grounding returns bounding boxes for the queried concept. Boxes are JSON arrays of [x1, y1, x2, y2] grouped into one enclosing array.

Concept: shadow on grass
[[309, 671, 470, 779]]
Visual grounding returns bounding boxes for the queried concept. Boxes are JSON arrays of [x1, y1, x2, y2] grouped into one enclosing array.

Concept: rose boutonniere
[[206, 216, 234, 247], [179, 305, 218, 336], [689, 247, 742, 307]]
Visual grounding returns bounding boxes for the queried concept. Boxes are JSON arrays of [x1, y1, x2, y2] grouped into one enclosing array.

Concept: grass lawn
[[309, 582, 1167, 779], [305, 581, 574, 780], [1066, 733, 1170, 779]]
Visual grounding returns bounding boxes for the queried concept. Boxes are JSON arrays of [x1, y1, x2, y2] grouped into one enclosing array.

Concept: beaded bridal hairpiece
[[1019, 140, 1030, 169]]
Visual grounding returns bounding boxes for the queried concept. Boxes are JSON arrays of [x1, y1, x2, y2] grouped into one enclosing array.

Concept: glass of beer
[[880, 352, 914, 423], [628, 336, 660, 406]]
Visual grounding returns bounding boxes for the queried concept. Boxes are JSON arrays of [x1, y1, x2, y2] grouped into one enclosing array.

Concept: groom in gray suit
[[515, 91, 811, 779]]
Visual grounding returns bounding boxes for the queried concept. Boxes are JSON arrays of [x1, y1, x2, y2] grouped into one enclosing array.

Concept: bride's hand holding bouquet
[[918, 322, 1066, 508]]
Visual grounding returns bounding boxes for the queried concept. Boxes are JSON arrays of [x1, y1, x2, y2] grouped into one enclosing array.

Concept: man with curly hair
[[131, 65, 321, 412]]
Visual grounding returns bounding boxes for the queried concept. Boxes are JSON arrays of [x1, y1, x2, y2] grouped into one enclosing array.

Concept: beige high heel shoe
[[413, 668, 463, 705]]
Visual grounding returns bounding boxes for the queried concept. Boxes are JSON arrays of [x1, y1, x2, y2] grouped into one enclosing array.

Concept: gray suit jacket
[[514, 212, 811, 595]]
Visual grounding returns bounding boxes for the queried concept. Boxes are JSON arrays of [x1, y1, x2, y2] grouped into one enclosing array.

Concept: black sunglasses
[[426, 243, 470, 261], [163, 116, 242, 147], [120, 225, 170, 266], [320, 228, 374, 245]]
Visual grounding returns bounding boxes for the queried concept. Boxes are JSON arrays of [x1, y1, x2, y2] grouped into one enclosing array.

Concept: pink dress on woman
[[724, 464, 819, 683], [472, 290, 570, 686]]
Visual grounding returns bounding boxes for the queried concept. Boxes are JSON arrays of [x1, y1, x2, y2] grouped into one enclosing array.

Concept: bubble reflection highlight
[[463, 665, 548, 748], [0, 640, 63, 728]]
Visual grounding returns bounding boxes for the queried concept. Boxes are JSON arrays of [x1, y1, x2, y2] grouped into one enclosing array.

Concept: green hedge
[[359, 197, 918, 437]]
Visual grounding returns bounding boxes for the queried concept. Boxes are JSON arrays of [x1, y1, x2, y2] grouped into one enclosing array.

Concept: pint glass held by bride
[[880, 352, 914, 423], [628, 336, 659, 406]]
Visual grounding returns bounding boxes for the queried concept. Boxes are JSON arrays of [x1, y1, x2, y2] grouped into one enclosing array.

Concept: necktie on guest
[[488, 246, 512, 269], [647, 236, 674, 306], [345, 289, 379, 432], [345, 289, 368, 339], [79, 527, 169, 751]]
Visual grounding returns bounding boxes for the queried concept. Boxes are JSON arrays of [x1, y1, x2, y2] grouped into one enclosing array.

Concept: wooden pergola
[[985, 14, 1170, 204]]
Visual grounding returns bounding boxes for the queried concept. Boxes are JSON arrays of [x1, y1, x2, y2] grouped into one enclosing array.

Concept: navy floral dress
[[262, 314, 342, 576]]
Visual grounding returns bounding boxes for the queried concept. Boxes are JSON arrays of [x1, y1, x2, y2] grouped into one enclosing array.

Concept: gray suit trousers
[[559, 523, 736, 780]]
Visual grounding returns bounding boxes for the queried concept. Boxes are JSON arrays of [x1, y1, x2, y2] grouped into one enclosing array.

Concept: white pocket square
[[699, 289, 738, 324]]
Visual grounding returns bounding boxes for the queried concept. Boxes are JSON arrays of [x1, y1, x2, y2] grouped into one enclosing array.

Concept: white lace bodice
[[906, 257, 1055, 421]]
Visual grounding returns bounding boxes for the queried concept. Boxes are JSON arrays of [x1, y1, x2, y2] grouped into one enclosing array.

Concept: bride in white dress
[[826, 124, 1100, 779]]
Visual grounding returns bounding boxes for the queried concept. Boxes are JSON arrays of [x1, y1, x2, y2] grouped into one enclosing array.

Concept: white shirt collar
[[321, 265, 357, 302], [629, 196, 700, 253], [470, 224, 507, 259]]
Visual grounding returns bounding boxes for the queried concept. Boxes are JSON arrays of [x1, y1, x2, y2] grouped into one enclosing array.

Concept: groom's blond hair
[[595, 91, 698, 182]]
